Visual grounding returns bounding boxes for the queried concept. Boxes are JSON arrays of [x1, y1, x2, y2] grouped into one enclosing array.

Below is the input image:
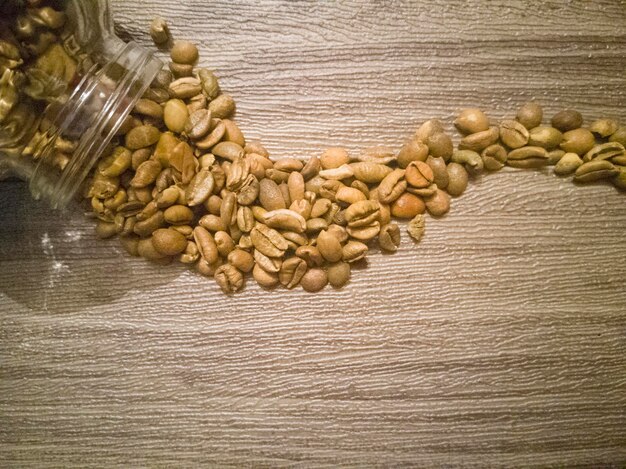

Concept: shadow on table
[[0, 181, 182, 313]]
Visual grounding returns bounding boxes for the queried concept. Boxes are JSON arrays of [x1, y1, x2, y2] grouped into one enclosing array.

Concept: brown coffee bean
[[134, 98, 163, 119], [214, 231, 236, 258], [120, 235, 141, 257], [150, 16, 170, 45], [425, 189, 450, 217], [169, 77, 202, 99], [554, 152, 583, 176], [451, 150, 484, 174], [169, 61, 193, 78], [95, 221, 117, 239], [300, 268, 328, 292], [163, 205, 193, 225], [589, 118, 619, 138], [573, 160, 618, 183], [125, 125, 160, 150], [390, 192, 425, 218], [287, 171, 305, 202], [185, 109, 211, 139], [551, 109, 583, 132], [346, 222, 380, 241]]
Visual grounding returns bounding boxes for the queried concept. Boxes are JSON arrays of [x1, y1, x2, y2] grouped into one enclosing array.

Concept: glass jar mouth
[[30, 40, 162, 209]]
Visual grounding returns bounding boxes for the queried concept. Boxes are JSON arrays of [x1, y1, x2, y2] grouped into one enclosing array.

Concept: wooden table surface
[[2, 1, 626, 467]]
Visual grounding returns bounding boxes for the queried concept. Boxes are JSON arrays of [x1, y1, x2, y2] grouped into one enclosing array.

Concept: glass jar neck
[[29, 38, 161, 209]]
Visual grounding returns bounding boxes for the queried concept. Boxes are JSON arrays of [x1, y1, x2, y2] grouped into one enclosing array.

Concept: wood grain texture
[[1, 0, 626, 467]]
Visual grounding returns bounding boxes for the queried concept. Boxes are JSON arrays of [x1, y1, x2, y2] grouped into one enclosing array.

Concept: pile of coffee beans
[[82, 20, 626, 294]]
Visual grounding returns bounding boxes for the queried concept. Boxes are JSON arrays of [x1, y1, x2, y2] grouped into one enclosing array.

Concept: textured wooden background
[[1, 0, 626, 467]]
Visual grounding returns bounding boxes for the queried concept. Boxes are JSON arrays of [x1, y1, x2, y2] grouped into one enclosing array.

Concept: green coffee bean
[[446, 162, 468, 196], [327, 262, 351, 288], [481, 144, 507, 171], [560, 128, 595, 155], [150, 16, 170, 45], [516, 102, 543, 130], [125, 125, 160, 150], [451, 149, 484, 173], [589, 118, 619, 138], [171, 40, 198, 65], [209, 94, 236, 118], [499, 119, 529, 149], [152, 228, 188, 255], [163, 99, 189, 133], [554, 152, 583, 176], [458, 126, 499, 152], [573, 160, 618, 183], [507, 146, 549, 168]]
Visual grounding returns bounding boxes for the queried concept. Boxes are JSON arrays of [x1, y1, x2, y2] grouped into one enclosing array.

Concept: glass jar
[[0, 0, 162, 208]]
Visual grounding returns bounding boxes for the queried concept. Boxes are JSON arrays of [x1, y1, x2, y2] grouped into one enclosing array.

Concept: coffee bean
[[516, 102, 543, 130], [499, 119, 529, 149], [446, 162, 468, 197], [378, 223, 401, 252], [551, 109, 583, 132], [560, 128, 595, 155], [170, 40, 198, 65], [327, 262, 350, 288], [317, 229, 343, 262], [214, 264, 243, 294], [125, 125, 160, 150], [300, 268, 328, 292], [390, 192, 425, 219], [454, 108, 489, 135], [397, 138, 429, 168], [152, 228, 188, 255], [150, 16, 169, 45]]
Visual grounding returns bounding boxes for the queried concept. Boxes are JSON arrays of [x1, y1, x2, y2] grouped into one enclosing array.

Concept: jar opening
[[30, 40, 161, 209]]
